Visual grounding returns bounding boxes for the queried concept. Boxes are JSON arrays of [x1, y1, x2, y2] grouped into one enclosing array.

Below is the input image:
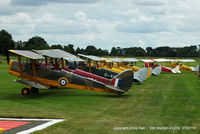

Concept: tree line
[[0, 29, 199, 57]]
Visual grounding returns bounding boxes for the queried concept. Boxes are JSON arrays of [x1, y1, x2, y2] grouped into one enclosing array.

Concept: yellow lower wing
[[103, 66, 122, 73]]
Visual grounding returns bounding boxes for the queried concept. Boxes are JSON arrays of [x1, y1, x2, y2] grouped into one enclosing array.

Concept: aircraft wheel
[[31, 87, 39, 94], [21, 88, 30, 95]]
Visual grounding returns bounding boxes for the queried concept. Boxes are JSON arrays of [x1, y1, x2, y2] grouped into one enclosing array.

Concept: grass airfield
[[0, 60, 200, 134]]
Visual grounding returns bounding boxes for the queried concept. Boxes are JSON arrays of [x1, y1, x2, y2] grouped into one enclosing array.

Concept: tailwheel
[[21, 88, 30, 95], [31, 87, 39, 94]]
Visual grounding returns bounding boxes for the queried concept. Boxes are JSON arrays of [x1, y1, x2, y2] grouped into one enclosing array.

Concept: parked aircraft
[[142, 59, 180, 74], [171, 59, 196, 71], [78, 54, 148, 83], [8, 50, 133, 96]]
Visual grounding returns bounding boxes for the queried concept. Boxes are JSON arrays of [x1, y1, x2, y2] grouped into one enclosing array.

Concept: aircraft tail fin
[[190, 65, 199, 72], [152, 66, 162, 76], [133, 68, 148, 82], [107, 69, 133, 92], [172, 65, 181, 73]]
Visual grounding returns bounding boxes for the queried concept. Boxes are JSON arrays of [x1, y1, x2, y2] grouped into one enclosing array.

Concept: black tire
[[21, 88, 30, 95], [31, 87, 39, 94]]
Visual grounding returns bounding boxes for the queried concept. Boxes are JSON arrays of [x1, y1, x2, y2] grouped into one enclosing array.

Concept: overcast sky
[[0, 0, 200, 50]]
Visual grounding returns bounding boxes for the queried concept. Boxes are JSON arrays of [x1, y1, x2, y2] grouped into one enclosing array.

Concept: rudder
[[110, 69, 133, 92]]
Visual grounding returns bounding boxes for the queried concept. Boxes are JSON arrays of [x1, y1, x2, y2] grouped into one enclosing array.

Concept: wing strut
[[18, 55, 24, 79], [61, 58, 64, 68], [31, 59, 37, 83], [80, 61, 83, 70], [88, 59, 91, 73]]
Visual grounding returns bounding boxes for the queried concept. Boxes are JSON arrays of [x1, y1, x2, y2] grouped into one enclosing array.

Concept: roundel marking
[[58, 77, 68, 86]]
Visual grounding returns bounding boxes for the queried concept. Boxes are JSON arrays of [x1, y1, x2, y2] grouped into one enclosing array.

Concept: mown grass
[[0, 60, 200, 134]]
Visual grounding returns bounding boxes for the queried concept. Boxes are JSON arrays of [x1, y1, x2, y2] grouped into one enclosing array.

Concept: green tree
[[79, 48, 85, 54], [24, 36, 49, 49], [51, 44, 63, 49], [151, 46, 170, 57], [98, 48, 109, 56], [122, 47, 146, 56], [64, 44, 75, 54], [0, 29, 15, 55], [84, 45, 97, 55], [146, 47, 152, 56], [188, 45, 198, 57], [15, 40, 26, 49], [75, 47, 81, 54], [0, 29, 15, 64], [116, 47, 123, 56], [135, 47, 146, 56], [110, 47, 118, 56]]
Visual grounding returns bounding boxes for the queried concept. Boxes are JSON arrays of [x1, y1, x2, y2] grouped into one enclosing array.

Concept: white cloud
[[75, 11, 87, 20], [0, 12, 35, 35], [11, 0, 99, 6], [113, 9, 140, 16], [133, 0, 167, 6], [138, 40, 146, 48], [0, 0, 200, 50]]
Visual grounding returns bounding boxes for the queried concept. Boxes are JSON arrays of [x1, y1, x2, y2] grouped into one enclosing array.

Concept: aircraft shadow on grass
[[3, 88, 131, 100]]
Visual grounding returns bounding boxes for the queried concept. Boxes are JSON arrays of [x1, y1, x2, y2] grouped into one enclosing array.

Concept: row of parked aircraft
[[8, 49, 198, 96]]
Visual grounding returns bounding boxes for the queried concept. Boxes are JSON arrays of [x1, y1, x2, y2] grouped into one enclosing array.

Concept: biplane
[[8, 50, 133, 96], [118, 58, 149, 82], [170, 59, 196, 71], [140, 59, 154, 78], [34, 50, 116, 83], [142, 59, 180, 74], [103, 58, 128, 73], [33, 49, 84, 71], [78, 54, 148, 83], [120, 58, 141, 72], [78, 54, 122, 78]]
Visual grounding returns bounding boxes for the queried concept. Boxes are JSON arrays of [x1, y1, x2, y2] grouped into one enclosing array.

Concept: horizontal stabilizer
[[14, 80, 49, 89], [110, 69, 133, 92], [105, 85, 125, 93], [86, 75, 126, 93], [190, 65, 199, 72]]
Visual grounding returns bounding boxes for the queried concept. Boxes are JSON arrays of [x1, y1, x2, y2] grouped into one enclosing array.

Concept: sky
[[0, 0, 200, 50]]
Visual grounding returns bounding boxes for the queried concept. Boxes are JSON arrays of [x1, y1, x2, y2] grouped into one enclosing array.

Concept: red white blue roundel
[[59, 77, 68, 86]]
